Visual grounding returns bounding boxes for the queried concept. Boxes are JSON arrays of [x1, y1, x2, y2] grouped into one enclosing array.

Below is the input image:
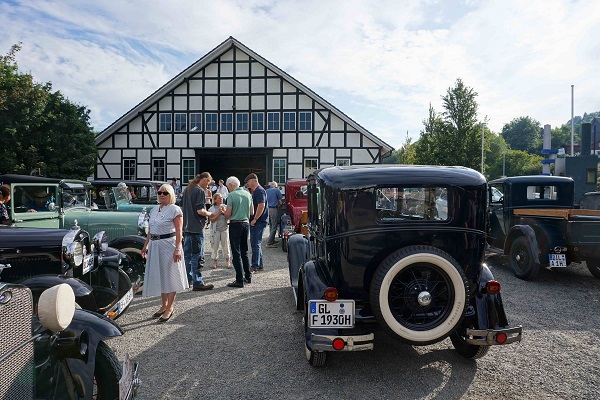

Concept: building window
[[205, 113, 218, 132], [283, 112, 296, 131], [182, 159, 196, 184], [267, 112, 280, 131], [236, 113, 249, 131], [123, 158, 136, 180], [304, 159, 318, 178], [174, 113, 187, 132], [336, 159, 351, 166], [299, 112, 312, 131], [586, 168, 597, 184], [153, 159, 166, 181], [190, 113, 202, 131], [273, 159, 286, 183], [221, 113, 233, 132], [251, 112, 264, 131], [159, 113, 172, 132]]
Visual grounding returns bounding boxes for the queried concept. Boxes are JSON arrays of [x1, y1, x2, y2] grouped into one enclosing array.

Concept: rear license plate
[[308, 300, 354, 328], [549, 253, 567, 267], [117, 287, 134, 314]]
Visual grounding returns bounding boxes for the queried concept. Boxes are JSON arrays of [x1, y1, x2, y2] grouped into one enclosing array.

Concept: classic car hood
[[0, 226, 70, 249]]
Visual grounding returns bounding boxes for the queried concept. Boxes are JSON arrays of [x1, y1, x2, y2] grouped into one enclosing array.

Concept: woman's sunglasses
[[157, 191, 169, 196]]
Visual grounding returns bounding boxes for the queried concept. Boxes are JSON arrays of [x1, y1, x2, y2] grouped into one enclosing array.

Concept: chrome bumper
[[465, 326, 523, 345], [311, 333, 375, 352]]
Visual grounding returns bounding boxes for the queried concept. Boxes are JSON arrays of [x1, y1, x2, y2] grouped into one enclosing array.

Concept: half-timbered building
[[95, 37, 393, 186]]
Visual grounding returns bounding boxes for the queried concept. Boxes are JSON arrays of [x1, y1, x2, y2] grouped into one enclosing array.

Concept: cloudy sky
[[1, 0, 598, 149]]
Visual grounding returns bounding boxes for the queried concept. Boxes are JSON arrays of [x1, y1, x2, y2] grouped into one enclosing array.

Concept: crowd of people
[[141, 172, 283, 323]]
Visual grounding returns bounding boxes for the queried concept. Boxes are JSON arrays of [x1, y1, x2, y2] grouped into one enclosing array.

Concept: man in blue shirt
[[244, 173, 268, 273], [265, 181, 283, 247]]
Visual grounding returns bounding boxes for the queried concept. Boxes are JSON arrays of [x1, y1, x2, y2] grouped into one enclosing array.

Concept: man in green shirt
[[223, 176, 254, 288]]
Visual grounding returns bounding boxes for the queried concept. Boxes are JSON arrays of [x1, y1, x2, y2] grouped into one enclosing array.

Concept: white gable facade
[[95, 37, 393, 185]]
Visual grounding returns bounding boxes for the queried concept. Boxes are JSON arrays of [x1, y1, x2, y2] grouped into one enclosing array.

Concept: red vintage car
[[281, 179, 307, 252]]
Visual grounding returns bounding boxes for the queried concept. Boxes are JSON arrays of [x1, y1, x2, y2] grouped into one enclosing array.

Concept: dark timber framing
[[95, 37, 393, 184]]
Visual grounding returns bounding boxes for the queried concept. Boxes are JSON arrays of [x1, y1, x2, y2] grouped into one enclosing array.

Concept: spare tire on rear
[[370, 245, 468, 345]]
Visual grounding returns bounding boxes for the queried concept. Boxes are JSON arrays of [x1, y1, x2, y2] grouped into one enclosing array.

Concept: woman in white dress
[[141, 184, 188, 323]]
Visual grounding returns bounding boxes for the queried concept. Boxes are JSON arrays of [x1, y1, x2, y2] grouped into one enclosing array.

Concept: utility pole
[[571, 85, 574, 156]]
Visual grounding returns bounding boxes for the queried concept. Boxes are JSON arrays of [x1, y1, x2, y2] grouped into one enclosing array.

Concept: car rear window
[[376, 186, 448, 221]]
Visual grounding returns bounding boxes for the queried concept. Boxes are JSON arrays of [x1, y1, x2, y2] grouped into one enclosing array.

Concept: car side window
[[13, 185, 59, 213]]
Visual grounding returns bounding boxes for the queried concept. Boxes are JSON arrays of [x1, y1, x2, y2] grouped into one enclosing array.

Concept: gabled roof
[[96, 37, 393, 153]]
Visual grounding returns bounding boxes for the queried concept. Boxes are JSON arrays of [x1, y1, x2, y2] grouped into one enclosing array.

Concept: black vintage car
[[0, 282, 139, 399], [288, 165, 522, 366], [0, 225, 134, 319]]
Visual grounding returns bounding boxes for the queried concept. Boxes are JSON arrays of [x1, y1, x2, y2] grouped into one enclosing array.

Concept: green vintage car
[[89, 179, 166, 212], [0, 174, 148, 291]]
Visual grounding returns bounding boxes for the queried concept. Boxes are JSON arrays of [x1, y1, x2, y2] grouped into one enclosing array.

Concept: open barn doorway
[[194, 149, 270, 186]]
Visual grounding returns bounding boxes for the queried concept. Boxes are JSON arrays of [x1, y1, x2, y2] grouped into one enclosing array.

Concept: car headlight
[[65, 241, 84, 267], [138, 209, 149, 235], [93, 231, 108, 253]]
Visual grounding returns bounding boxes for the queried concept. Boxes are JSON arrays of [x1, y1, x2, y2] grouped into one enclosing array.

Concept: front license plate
[[117, 287, 134, 314], [119, 353, 137, 400], [82, 253, 94, 274], [549, 253, 567, 267], [308, 300, 354, 328]]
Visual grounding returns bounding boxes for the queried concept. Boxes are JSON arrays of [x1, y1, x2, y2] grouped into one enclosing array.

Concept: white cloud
[[0, 0, 598, 148]]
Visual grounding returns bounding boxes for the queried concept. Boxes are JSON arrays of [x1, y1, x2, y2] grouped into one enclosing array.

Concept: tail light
[[496, 333, 507, 344], [323, 287, 338, 302], [486, 280, 501, 295], [332, 338, 346, 351]]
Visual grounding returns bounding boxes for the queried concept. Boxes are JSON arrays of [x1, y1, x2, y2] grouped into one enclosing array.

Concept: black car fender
[[469, 264, 509, 330], [301, 259, 339, 347], [64, 309, 123, 399], [505, 225, 541, 264], [18, 274, 98, 312], [288, 234, 309, 292]]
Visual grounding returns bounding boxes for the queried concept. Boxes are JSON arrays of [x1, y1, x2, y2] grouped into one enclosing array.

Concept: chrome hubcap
[[417, 291, 432, 306]]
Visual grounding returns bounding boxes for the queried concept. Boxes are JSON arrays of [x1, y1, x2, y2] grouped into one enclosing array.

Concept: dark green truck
[[487, 175, 600, 280]]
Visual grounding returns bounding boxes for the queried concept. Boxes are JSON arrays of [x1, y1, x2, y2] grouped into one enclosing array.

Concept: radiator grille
[[0, 284, 35, 399]]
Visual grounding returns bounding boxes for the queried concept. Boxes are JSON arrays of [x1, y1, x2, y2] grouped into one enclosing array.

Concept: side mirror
[[38, 284, 75, 332]]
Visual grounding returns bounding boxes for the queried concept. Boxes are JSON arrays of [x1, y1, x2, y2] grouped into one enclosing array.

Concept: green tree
[[501, 116, 541, 153], [414, 79, 482, 169], [0, 44, 96, 179], [384, 132, 416, 165]]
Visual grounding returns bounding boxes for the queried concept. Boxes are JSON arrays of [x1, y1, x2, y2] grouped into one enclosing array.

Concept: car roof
[[88, 179, 167, 187], [489, 175, 574, 185], [0, 174, 90, 188], [313, 165, 486, 189]]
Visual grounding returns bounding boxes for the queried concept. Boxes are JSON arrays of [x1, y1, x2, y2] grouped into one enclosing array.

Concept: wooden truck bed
[[513, 208, 600, 219]]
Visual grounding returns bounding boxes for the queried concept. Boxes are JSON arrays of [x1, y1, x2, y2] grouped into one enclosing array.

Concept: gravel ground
[[109, 235, 600, 400]]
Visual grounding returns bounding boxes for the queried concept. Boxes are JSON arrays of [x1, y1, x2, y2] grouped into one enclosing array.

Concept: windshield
[[62, 188, 90, 210]]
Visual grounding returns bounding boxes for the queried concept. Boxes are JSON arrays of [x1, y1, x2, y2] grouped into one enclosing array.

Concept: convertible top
[[0, 174, 89, 188]]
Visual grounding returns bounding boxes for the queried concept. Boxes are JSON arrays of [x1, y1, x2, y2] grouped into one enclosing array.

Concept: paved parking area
[[109, 236, 600, 399]]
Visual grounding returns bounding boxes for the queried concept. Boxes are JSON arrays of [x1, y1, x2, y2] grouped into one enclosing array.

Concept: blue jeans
[[184, 233, 205, 286], [250, 220, 267, 270], [228, 222, 251, 283]]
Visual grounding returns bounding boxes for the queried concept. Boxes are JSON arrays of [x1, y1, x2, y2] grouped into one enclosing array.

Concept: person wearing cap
[[26, 188, 52, 212], [265, 181, 283, 247], [223, 176, 253, 288], [244, 173, 268, 273]]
